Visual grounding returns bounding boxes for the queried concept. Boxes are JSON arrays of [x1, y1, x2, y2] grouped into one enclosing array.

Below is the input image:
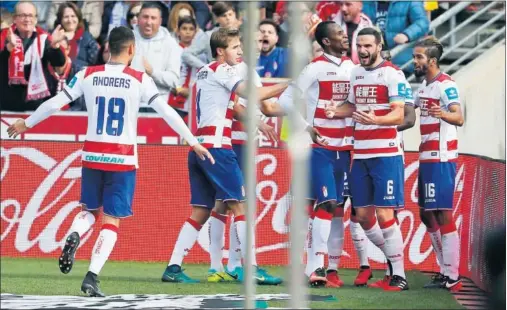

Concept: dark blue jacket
[[362, 1, 429, 72], [73, 30, 99, 72]]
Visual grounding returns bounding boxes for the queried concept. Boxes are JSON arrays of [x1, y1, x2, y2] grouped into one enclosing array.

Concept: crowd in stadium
[[0, 0, 479, 114]]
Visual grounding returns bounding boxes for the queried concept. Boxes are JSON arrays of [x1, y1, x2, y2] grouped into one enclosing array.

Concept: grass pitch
[[1, 257, 463, 309]]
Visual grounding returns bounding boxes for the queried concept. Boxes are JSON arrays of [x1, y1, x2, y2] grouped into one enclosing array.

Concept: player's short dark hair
[[140, 1, 162, 16], [357, 27, 382, 45], [108, 26, 135, 56], [210, 27, 240, 58], [178, 15, 197, 29], [211, 1, 235, 17], [314, 21, 336, 49], [415, 36, 444, 67], [259, 19, 279, 36]]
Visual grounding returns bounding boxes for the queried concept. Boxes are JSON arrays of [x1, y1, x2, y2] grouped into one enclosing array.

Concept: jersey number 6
[[95, 96, 125, 136]]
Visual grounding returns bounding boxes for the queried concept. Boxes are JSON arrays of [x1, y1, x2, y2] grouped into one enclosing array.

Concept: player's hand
[[257, 121, 278, 142], [6, 27, 18, 52], [352, 108, 377, 125], [192, 144, 215, 165], [178, 87, 190, 98], [428, 106, 444, 119], [143, 57, 153, 76], [325, 100, 338, 119], [307, 126, 328, 146], [51, 25, 66, 48], [7, 119, 29, 138]]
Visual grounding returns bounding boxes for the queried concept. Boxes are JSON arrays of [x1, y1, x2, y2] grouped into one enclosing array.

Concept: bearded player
[[413, 36, 464, 291]]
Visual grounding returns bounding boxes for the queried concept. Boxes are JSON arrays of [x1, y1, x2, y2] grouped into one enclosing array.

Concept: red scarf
[[0, 25, 52, 100], [168, 43, 192, 110], [48, 57, 72, 93], [68, 27, 84, 60]]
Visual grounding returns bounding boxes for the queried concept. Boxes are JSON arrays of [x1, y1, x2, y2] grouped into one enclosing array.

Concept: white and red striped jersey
[[294, 53, 356, 151], [415, 72, 460, 162], [348, 60, 407, 159], [62, 64, 159, 171], [194, 61, 245, 149], [230, 62, 263, 145]]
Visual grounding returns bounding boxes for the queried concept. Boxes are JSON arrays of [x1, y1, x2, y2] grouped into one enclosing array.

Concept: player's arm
[[326, 100, 356, 119], [234, 81, 289, 101], [397, 104, 416, 131], [232, 100, 278, 142], [6, 71, 85, 138], [431, 82, 464, 126]]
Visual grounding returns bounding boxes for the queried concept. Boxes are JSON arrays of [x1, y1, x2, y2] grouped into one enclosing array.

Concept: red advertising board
[[2, 140, 504, 291]]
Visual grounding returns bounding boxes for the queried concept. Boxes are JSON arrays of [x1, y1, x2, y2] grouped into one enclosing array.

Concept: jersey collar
[[323, 53, 343, 66]]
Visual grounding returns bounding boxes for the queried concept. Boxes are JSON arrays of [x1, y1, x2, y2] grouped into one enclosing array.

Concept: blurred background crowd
[[0, 1, 499, 114]]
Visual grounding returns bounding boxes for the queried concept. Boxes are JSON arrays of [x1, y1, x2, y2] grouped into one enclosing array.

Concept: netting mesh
[[1, 140, 505, 290]]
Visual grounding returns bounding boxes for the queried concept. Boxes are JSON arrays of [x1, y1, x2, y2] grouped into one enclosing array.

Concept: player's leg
[[82, 168, 136, 297], [371, 156, 408, 291], [59, 167, 101, 274], [419, 162, 446, 288], [307, 148, 338, 287], [434, 162, 461, 291], [349, 203, 373, 286], [304, 201, 316, 277], [326, 151, 351, 287], [162, 151, 214, 283]]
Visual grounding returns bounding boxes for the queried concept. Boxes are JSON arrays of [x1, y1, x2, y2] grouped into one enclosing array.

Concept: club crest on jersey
[[322, 186, 328, 198], [68, 76, 77, 88]]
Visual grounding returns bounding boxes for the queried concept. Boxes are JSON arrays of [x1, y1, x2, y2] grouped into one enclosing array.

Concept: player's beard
[[359, 51, 377, 67], [414, 63, 428, 77]]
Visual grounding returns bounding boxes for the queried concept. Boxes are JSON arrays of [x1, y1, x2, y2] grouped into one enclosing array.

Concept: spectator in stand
[[181, 1, 240, 70], [127, 2, 142, 29], [169, 16, 201, 119], [47, 1, 103, 40], [257, 19, 289, 78], [362, 1, 429, 73], [424, 1, 439, 21], [130, 2, 181, 107], [333, 1, 373, 64], [53, 2, 99, 72], [167, 2, 203, 40], [188, 1, 211, 31], [0, 1, 66, 112], [33, 2, 51, 30], [315, 1, 341, 21], [100, 1, 132, 44]]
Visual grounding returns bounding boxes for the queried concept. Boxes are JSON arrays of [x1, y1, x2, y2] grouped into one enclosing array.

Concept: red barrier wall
[[2, 140, 504, 291]]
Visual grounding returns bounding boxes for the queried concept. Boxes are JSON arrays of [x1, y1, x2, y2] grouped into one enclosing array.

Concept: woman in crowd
[[127, 2, 142, 29], [167, 3, 202, 39], [54, 2, 99, 72]]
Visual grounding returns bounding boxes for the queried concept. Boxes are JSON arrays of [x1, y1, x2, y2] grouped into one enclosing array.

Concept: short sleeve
[[387, 68, 407, 103], [295, 63, 318, 95], [215, 64, 243, 93], [141, 74, 161, 105], [404, 81, 414, 106], [440, 81, 461, 108], [62, 70, 85, 101]]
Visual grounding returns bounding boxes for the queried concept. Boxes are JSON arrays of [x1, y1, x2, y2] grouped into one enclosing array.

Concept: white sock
[[304, 215, 315, 277], [441, 223, 460, 280], [327, 217, 344, 271], [70, 211, 96, 237], [209, 211, 226, 272], [234, 215, 257, 266], [88, 224, 117, 275], [168, 218, 202, 267], [363, 218, 385, 251], [381, 219, 405, 279], [428, 228, 445, 275], [310, 209, 332, 273], [227, 216, 242, 271], [350, 218, 369, 267]]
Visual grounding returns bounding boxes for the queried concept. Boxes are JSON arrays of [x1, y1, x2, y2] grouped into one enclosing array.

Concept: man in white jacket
[[130, 2, 182, 104], [333, 1, 372, 64]]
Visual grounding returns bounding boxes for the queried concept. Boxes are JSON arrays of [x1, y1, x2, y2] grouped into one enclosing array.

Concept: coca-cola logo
[[1, 147, 93, 253]]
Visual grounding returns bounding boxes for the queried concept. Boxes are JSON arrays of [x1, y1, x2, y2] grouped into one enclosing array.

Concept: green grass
[[1, 257, 463, 309]]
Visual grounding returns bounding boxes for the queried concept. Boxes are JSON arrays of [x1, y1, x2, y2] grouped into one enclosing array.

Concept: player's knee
[[316, 200, 337, 214], [191, 206, 211, 225], [376, 207, 394, 224], [435, 210, 453, 226], [102, 214, 120, 228], [354, 208, 372, 227], [334, 205, 344, 217], [227, 201, 244, 216], [213, 201, 228, 215]]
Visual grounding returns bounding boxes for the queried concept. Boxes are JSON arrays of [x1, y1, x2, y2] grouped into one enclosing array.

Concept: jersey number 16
[[95, 96, 125, 136]]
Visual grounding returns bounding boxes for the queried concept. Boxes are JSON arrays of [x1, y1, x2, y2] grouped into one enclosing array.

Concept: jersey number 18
[[95, 96, 125, 136]]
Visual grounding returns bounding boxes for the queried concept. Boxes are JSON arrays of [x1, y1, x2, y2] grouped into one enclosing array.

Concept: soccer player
[[6, 26, 214, 297], [162, 28, 289, 283], [325, 27, 409, 291], [277, 21, 355, 287], [413, 36, 464, 291]]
